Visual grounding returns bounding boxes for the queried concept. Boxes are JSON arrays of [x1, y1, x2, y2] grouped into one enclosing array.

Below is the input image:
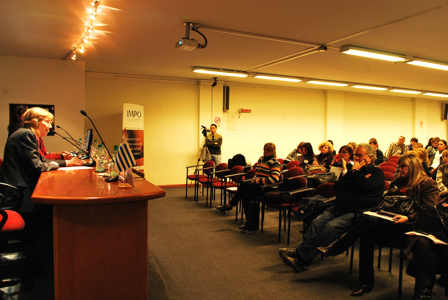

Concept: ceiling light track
[[196, 23, 325, 48], [192, 66, 448, 98], [249, 45, 327, 71]]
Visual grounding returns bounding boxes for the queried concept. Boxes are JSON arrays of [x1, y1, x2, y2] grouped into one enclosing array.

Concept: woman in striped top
[[217, 143, 281, 232]]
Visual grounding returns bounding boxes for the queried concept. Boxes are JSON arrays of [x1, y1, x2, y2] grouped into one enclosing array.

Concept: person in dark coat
[[279, 143, 384, 272]]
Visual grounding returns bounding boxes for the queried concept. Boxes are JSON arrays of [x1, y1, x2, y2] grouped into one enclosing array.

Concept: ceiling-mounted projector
[[176, 22, 207, 51], [176, 38, 200, 51]]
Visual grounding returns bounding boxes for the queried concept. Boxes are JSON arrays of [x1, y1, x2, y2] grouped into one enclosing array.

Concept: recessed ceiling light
[[254, 75, 301, 83], [193, 68, 248, 78], [340, 46, 406, 62], [390, 89, 421, 95], [352, 85, 388, 91], [307, 80, 348, 87], [423, 92, 448, 98], [407, 59, 448, 71]]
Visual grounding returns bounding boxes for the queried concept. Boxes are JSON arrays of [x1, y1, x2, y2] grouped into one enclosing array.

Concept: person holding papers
[[351, 153, 441, 298]]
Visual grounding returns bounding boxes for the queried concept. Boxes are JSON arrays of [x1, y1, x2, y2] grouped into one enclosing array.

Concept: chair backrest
[[286, 160, 300, 169], [215, 163, 228, 171], [203, 160, 215, 176], [283, 166, 306, 188]]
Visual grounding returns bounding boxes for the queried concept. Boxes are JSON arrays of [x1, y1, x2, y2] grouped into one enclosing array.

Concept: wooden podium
[[32, 168, 165, 300]]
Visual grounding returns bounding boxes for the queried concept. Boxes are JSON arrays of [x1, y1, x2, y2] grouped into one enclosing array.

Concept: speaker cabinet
[[442, 103, 448, 121], [223, 86, 230, 112]]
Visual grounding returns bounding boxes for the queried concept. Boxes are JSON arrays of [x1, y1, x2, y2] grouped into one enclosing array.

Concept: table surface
[[32, 167, 165, 205]]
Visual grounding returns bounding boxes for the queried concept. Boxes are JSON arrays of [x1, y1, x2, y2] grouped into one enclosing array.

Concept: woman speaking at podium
[[0, 106, 87, 297]]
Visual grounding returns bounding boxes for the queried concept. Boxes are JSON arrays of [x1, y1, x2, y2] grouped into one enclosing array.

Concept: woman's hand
[[66, 157, 84, 167], [62, 151, 74, 160], [392, 215, 409, 224]]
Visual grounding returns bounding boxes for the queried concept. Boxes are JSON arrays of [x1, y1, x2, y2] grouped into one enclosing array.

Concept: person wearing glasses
[[350, 153, 440, 299], [279, 143, 384, 273]]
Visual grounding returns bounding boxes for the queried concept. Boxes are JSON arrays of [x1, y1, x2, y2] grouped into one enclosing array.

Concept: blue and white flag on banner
[[116, 142, 136, 172]]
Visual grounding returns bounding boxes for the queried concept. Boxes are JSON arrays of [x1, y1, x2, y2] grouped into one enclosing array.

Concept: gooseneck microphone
[[54, 131, 84, 153], [80, 110, 113, 162], [56, 125, 81, 147]]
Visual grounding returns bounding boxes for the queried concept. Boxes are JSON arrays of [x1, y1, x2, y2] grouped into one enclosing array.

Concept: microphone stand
[[80, 110, 114, 163], [56, 125, 82, 147], [54, 132, 85, 154]]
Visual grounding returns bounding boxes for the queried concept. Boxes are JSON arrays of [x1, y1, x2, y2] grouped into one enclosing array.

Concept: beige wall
[[1, 57, 444, 185], [0, 56, 86, 157], [86, 74, 447, 185], [85, 72, 199, 185]]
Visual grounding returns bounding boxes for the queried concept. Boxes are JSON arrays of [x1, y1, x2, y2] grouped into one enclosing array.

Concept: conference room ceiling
[[1, 0, 448, 94]]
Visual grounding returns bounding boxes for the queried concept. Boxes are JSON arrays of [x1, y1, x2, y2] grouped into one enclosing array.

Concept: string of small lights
[[68, 0, 103, 61]]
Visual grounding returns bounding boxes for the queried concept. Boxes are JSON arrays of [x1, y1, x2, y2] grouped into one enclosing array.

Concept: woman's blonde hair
[[22, 107, 54, 129], [264, 142, 276, 158], [398, 152, 427, 188], [318, 141, 334, 153]]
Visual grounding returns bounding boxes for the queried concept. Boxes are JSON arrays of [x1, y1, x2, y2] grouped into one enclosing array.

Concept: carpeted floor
[[147, 188, 445, 300]]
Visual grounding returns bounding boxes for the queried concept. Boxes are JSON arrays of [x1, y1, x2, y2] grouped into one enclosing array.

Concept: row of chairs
[[185, 155, 447, 299], [185, 159, 336, 244]]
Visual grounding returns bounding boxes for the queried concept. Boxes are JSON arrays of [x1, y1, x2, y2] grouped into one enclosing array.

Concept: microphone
[[54, 131, 85, 153], [56, 125, 82, 147], [80, 110, 113, 162]]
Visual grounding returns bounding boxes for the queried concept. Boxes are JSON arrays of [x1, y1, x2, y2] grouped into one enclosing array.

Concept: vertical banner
[[122, 103, 144, 175]]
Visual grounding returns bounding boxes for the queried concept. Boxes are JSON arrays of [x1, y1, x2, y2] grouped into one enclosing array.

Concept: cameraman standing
[[205, 123, 222, 164]]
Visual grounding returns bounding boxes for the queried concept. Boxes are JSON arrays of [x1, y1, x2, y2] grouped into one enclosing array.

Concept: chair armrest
[[286, 175, 307, 181], [322, 196, 336, 204], [215, 169, 231, 175], [0, 183, 18, 191], [287, 187, 315, 196], [225, 172, 248, 178], [186, 164, 204, 169]]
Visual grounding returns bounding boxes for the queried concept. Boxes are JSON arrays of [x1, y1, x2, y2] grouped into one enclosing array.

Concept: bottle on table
[[95, 143, 107, 173]]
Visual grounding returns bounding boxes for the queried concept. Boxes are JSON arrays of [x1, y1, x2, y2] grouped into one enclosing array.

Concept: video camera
[[201, 125, 210, 137]]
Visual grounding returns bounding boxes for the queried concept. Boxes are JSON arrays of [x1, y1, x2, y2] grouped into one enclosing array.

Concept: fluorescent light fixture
[[254, 75, 301, 83], [390, 89, 421, 95], [352, 84, 387, 91], [193, 68, 248, 78], [340, 46, 406, 62], [307, 80, 348, 87], [407, 59, 448, 71], [424, 92, 448, 98]]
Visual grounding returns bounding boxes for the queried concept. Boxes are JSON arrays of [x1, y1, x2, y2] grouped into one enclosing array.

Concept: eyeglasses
[[353, 153, 363, 157]]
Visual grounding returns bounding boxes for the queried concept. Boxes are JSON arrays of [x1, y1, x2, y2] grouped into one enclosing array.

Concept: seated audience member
[[347, 142, 357, 152], [286, 142, 304, 162], [315, 141, 334, 171], [368, 138, 384, 165], [351, 153, 440, 298], [330, 145, 354, 174], [436, 150, 448, 200], [298, 142, 316, 170], [430, 139, 447, 175], [217, 143, 281, 232], [406, 203, 448, 300], [408, 137, 419, 152], [427, 137, 440, 166], [413, 148, 432, 176], [385, 136, 406, 159], [278, 143, 384, 272], [327, 139, 337, 155]]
